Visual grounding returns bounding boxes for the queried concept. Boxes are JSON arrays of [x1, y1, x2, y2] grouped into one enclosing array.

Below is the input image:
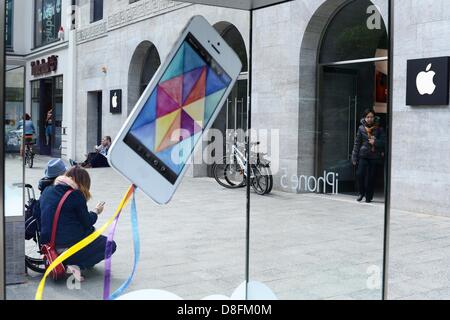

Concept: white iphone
[[107, 15, 242, 204]]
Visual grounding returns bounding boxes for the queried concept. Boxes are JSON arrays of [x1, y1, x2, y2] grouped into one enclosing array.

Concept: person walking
[[352, 109, 385, 203]]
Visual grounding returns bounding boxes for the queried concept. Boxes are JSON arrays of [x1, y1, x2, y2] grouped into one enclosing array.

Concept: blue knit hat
[[44, 159, 68, 179]]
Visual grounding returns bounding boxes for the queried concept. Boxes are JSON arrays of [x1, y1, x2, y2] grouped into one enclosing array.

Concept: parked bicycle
[[213, 135, 273, 195]]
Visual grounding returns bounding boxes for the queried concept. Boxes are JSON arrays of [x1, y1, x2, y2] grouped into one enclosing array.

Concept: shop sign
[[31, 55, 58, 76], [110, 89, 122, 114], [406, 57, 450, 106]]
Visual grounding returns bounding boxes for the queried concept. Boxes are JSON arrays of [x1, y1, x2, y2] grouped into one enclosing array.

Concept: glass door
[[52, 76, 63, 157], [318, 61, 387, 197], [318, 65, 358, 194]]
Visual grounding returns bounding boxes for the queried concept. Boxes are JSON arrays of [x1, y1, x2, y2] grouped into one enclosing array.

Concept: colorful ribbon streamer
[[103, 190, 140, 300], [35, 185, 135, 300]]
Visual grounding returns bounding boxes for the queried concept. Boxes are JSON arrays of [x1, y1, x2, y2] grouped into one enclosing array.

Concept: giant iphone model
[[108, 15, 242, 204]]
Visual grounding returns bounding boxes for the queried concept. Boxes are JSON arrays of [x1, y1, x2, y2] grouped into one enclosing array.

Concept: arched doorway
[[316, 0, 388, 197], [128, 41, 161, 115], [208, 22, 248, 175]]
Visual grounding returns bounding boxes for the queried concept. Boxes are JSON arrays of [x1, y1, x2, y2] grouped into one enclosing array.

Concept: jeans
[[63, 235, 116, 270], [83, 152, 109, 168], [356, 158, 378, 201]]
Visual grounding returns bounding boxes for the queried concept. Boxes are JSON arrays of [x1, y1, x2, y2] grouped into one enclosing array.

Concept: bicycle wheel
[[251, 166, 269, 195], [25, 234, 45, 274], [213, 157, 245, 189], [27, 153, 34, 168], [258, 165, 273, 194]]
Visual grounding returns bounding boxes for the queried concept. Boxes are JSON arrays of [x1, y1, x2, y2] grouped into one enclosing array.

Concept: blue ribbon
[[105, 190, 141, 300]]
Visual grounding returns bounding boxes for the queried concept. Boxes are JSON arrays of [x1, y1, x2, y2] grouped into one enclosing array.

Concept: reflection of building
[[73, 0, 250, 179], [6, 0, 74, 158], [6, 0, 450, 218]]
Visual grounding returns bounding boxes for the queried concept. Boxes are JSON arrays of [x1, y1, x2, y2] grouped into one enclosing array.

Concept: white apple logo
[[416, 63, 436, 95], [112, 93, 118, 108]]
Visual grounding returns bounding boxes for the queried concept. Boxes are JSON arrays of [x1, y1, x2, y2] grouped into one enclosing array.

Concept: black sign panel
[[110, 89, 122, 114], [406, 57, 450, 106]]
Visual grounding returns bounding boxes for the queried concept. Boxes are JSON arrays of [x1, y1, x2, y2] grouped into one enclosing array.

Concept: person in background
[[38, 159, 68, 194], [70, 136, 112, 168], [45, 107, 53, 146], [17, 113, 36, 157], [39, 166, 113, 276], [352, 109, 385, 203]]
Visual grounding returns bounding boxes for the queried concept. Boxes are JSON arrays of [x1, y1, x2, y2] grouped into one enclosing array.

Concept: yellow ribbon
[[35, 185, 135, 300]]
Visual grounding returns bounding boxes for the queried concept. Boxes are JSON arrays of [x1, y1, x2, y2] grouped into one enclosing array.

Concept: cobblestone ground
[[5, 155, 450, 300]]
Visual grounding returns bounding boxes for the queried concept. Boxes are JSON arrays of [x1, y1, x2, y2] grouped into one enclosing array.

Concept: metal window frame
[[1, 0, 7, 301]]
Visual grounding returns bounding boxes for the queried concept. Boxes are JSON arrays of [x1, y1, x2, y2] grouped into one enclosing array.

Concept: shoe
[[69, 159, 78, 166], [365, 198, 373, 203], [357, 195, 364, 202]]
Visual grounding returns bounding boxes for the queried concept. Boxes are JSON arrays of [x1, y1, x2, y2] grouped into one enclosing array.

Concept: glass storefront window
[[53, 76, 63, 156], [319, 0, 388, 64], [34, 0, 62, 47], [31, 80, 40, 150], [5, 66, 25, 218], [5, 67, 24, 155], [249, 0, 389, 300]]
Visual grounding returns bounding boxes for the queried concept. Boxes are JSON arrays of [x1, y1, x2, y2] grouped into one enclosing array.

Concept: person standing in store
[[45, 107, 53, 146], [352, 109, 385, 203]]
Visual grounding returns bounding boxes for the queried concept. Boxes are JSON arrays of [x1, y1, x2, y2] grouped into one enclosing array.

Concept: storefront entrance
[[316, 0, 388, 198], [31, 76, 63, 157]]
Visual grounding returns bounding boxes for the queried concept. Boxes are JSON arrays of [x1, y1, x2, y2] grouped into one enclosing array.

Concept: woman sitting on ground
[[39, 166, 116, 274]]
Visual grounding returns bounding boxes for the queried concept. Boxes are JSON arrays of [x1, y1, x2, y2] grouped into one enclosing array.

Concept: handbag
[[41, 189, 74, 280]]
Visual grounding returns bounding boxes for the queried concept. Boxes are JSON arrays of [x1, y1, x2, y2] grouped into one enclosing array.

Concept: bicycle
[[24, 184, 46, 274], [23, 135, 35, 169], [213, 136, 273, 195]]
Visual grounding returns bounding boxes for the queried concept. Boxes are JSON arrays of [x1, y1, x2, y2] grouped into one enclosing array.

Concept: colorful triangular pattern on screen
[[157, 110, 183, 153], [159, 74, 184, 106], [182, 67, 204, 104], [131, 90, 157, 131], [206, 67, 227, 96], [184, 67, 207, 106], [156, 132, 201, 173], [184, 43, 206, 73], [160, 44, 185, 82], [155, 110, 181, 152], [130, 38, 231, 170], [180, 110, 202, 140], [183, 98, 205, 127], [130, 121, 156, 152], [157, 86, 181, 118]]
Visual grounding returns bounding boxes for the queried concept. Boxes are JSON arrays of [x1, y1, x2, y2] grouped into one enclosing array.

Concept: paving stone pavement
[[5, 155, 450, 300]]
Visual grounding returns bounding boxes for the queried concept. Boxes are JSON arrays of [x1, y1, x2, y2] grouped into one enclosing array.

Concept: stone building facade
[[8, 0, 450, 217]]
